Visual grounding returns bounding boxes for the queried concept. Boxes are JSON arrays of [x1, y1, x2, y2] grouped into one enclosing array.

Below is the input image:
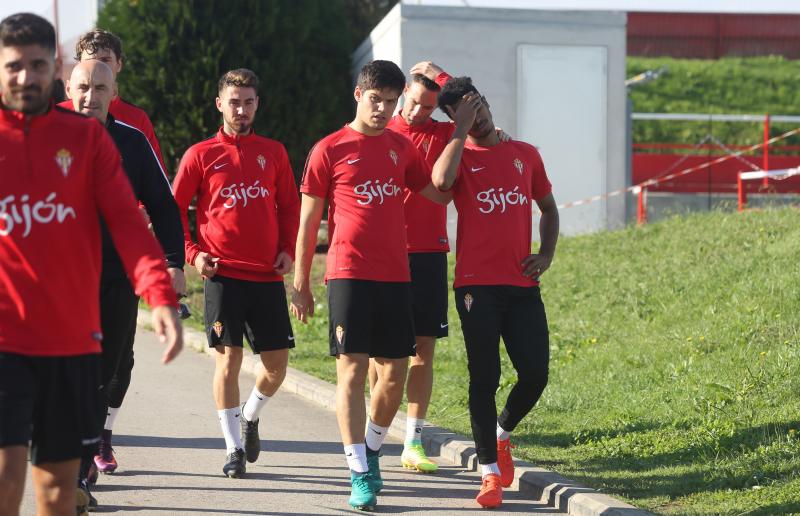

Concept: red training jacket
[[173, 127, 300, 282], [0, 104, 176, 356]]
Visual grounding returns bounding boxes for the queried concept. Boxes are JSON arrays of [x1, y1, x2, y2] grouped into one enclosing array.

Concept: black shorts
[[204, 275, 295, 353], [327, 279, 416, 358], [0, 352, 102, 465], [409, 252, 449, 338]]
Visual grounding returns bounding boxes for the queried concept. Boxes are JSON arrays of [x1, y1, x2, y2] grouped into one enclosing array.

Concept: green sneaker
[[348, 472, 377, 511], [401, 442, 438, 473], [366, 453, 383, 493]]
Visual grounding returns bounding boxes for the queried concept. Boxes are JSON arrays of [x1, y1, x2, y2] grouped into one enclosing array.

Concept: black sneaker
[[240, 404, 261, 463], [76, 483, 89, 516], [77, 479, 98, 513], [223, 448, 246, 478]]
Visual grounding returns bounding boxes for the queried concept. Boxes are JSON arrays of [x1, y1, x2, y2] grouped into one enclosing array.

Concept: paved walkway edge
[[137, 309, 651, 516]]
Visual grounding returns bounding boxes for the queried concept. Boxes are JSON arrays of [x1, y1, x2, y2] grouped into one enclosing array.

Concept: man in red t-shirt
[[432, 77, 560, 509], [0, 13, 182, 516], [173, 69, 300, 479], [291, 60, 450, 511]]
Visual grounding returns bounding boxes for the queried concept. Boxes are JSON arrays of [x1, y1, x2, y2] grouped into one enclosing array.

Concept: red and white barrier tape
[[555, 127, 800, 211]]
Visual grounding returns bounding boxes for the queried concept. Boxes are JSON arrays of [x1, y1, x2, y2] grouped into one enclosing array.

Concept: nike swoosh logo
[[370, 428, 382, 435], [440, 323, 448, 328], [347, 158, 361, 165], [288, 336, 295, 341], [346, 453, 353, 457], [213, 163, 228, 170], [471, 166, 485, 173], [255, 395, 264, 400]]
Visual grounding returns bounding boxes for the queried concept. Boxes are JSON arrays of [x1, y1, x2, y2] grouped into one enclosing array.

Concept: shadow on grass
[[521, 419, 800, 506]]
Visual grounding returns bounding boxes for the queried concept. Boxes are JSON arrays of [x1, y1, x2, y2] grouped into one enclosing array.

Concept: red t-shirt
[[387, 115, 453, 253], [451, 140, 552, 288], [172, 128, 300, 282], [301, 125, 430, 282], [0, 105, 176, 356]]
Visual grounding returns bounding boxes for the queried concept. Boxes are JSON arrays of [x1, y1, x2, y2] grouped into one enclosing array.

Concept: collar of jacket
[[0, 99, 55, 129], [216, 126, 256, 146]]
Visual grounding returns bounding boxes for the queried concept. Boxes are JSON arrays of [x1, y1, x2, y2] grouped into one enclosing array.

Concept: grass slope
[[180, 207, 800, 514]]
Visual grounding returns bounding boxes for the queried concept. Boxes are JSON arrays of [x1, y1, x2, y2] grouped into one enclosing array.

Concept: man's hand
[[273, 251, 293, 275], [139, 205, 151, 228], [290, 284, 315, 324], [496, 127, 512, 142], [151, 305, 183, 364], [409, 61, 444, 81], [445, 93, 481, 134], [168, 267, 187, 297], [521, 252, 554, 278], [194, 252, 219, 279]]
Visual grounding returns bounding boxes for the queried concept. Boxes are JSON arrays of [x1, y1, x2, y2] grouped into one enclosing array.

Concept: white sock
[[104, 407, 120, 431], [365, 419, 389, 452], [242, 387, 270, 422], [496, 423, 510, 441], [344, 443, 368, 473], [405, 417, 424, 444], [218, 407, 243, 454], [481, 462, 501, 477]]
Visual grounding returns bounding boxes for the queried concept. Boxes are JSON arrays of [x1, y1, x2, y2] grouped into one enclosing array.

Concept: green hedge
[[628, 57, 800, 151]]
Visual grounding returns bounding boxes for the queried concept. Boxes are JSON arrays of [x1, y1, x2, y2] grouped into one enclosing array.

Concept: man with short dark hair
[[0, 12, 182, 516], [63, 58, 185, 507], [432, 76, 559, 509], [173, 68, 300, 479], [291, 59, 450, 511]]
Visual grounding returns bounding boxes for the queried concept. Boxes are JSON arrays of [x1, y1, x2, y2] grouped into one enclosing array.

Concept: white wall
[[355, 5, 627, 235], [352, 3, 403, 85]]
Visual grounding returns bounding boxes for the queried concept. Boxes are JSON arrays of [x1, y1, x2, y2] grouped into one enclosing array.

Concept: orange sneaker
[[497, 438, 515, 487], [476, 473, 503, 508]]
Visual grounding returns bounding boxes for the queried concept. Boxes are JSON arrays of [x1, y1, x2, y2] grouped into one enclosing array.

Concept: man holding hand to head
[[433, 77, 558, 509]]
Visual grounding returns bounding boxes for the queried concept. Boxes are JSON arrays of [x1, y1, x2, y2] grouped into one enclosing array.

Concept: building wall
[[352, 3, 403, 83], [355, 4, 627, 235]]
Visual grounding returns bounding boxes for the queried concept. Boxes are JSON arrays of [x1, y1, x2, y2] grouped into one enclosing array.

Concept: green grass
[[179, 207, 800, 514]]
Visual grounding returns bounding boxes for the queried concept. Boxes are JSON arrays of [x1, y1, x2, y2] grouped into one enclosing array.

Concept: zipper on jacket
[[23, 117, 32, 177]]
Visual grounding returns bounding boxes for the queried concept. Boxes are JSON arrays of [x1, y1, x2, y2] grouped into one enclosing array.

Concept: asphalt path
[[20, 329, 561, 515]]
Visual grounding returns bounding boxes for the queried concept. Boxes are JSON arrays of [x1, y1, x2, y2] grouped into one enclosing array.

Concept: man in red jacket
[[0, 13, 182, 516], [173, 68, 300, 479]]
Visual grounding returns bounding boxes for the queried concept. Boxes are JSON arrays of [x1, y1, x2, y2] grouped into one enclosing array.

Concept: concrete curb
[[137, 309, 651, 515]]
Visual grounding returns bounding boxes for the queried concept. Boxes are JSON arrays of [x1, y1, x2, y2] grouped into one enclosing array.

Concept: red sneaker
[[497, 438, 515, 487], [94, 432, 118, 473], [476, 473, 503, 508]]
